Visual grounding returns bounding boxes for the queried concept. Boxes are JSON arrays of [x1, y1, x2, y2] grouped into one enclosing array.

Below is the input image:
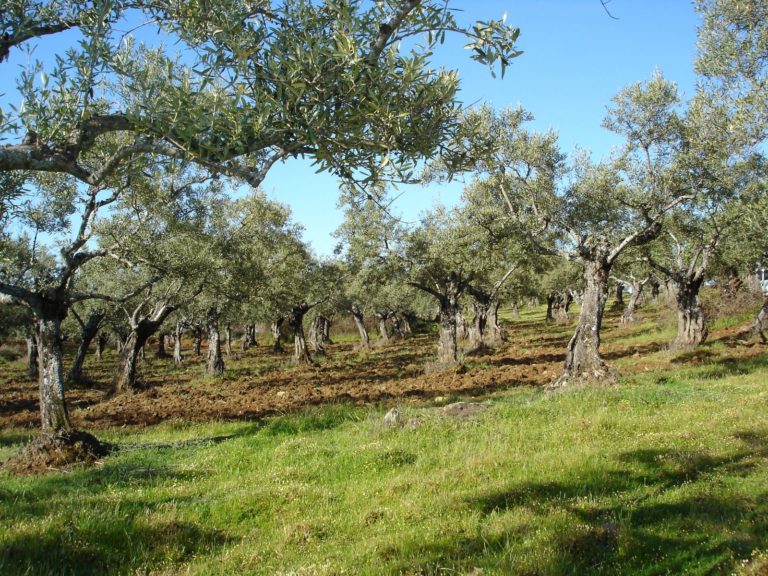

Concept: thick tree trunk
[[69, 311, 104, 384], [114, 332, 144, 393], [192, 326, 202, 356], [272, 317, 285, 352], [241, 324, 254, 351], [488, 300, 504, 342], [225, 324, 232, 357], [546, 293, 556, 322], [114, 303, 177, 393], [612, 283, 625, 309], [95, 332, 108, 361], [757, 298, 768, 344], [173, 321, 184, 366], [621, 279, 648, 326], [155, 333, 168, 358], [25, 328, 39, 380], [319, 316, 333, 344], [206, 306, 225, 375], [376, 311, 390, 343], [555, 261, 615, 387], [401, 313, 413, 336], [37, 315, 72, 432], [351, 305, 370, 350], [469, 300, 489, 349], [436, 285, 460, 366], [308, 316, 326, 356], [673, 278, 707, 349], [288, 304, 313, 365]]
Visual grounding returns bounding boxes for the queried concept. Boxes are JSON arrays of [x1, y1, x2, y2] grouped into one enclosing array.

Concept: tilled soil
[[1, 312, 765, 432]]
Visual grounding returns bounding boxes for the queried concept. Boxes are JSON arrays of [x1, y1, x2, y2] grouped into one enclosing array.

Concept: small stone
[[383, 407, 401, 427], [276, 390, 287, 398], [407, 417, 422, 429]]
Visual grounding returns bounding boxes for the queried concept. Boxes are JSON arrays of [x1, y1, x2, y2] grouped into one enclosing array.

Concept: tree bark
[[488, 300, 504, 342], [351, 305, 370, 350], [271, 317, 285, 352], [155, 332, 168, 358], [95, 332, 108, 361], [241, 323, 253, 351], [25, 327, 39, 380], [206, 306, 225, 375], [436, 279, 460, 366], [621, 278, 649, 325], [37, 315, 72, 431], [673, 277, 708, 349], [288, 304, 313, 365], [376, 310, 390, 343], [757, 298, 768, 344], [612, 282, 625, 309], [308, 316, 326, 356], [555, 260, 615, 387], [224, 323, 232, 357], [69, 310, 105, 384], [192, 326, 202, 356], [173, 320, 184, 366], [546, 293, 556, 322], [113, 302, 177, 393]]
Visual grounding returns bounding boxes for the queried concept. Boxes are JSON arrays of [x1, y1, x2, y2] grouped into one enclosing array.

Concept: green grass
[[2, 363, 768, 575]]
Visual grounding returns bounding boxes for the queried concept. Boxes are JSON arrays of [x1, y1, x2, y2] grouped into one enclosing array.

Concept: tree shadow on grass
[[0, 518, 232, 576], [391, 430, 768, 575]]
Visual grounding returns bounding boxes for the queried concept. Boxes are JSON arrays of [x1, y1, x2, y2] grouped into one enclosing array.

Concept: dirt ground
[[1, 307, 765, 432]]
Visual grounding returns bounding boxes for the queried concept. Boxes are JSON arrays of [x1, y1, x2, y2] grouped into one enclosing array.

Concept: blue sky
[[1, 1, 701, 256], [263, 0, 701, 256]]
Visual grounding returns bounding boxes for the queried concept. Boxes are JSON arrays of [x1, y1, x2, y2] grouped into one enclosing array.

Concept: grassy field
[[1, 301, 768, 575]]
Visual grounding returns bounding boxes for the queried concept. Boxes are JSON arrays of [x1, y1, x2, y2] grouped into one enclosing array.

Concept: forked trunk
[[351, 305, 370, 350], [272, 317, 285, 352], [25, 328, 39, 380], [206, 306, 225, 375], [673, 278, 707, 349], [69, 311, 104, 384], [621, 278, 648, 326], [114, 302, 177, 393], [37, 315, 72, 432], [288, 304, 313, 365], [554, 261, 615, 387]]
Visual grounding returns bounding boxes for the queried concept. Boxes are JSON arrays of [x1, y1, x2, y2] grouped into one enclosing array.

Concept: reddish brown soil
[[1, 308, 765, 432]]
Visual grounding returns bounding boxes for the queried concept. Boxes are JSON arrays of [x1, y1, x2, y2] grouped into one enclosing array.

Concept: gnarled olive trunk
[[351, 305, 370, 350], [376, 310, 390, 343], [612, 283, 625, 309], [555, 261, 614, 387], [621, 279, 648, 326], [224, 324, 232, 357], [206, 306, 224, 376], [69, 311, 105, 384], [436, 284, 460, 366], [37, 314, 72, 432], [308, 316, 326, 356], [673, 278, 707, 349], [757, 298, 768, 344], [173, 321, 184, 366], [114, 303, 177, 393], [25, 328, 39, 380], [288, 304, 312, 365], [469, 299, 489, 349], [546, 293, 556, 322], [488, 300, 503, 342], [155, 333, 168, 359], [95, 332, 108, 361], [271, 317, 285, 352], [192, 326, 202, 356]]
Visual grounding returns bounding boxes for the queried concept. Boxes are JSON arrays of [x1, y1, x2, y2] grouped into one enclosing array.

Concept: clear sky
[[1, 1, 702, 256], [261, 0, 702, 256]]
